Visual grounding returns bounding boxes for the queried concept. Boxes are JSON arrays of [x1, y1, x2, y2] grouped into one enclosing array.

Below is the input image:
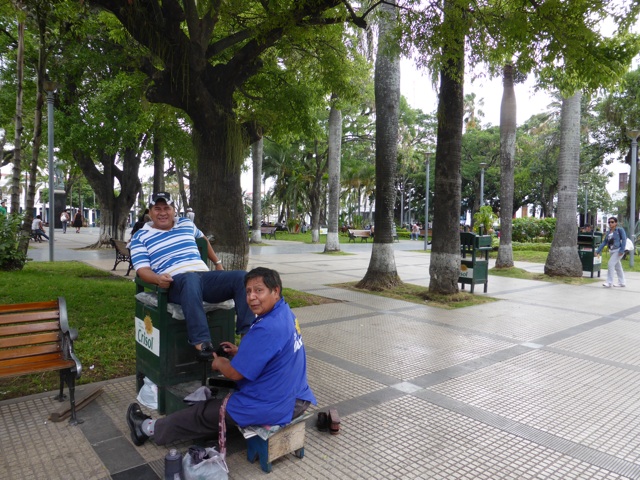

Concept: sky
[[399, 59, 556, 127]]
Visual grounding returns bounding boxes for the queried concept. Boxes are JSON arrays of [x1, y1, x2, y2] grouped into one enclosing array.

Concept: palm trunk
[[325, 102, 342, 252], [357, 0, 401, 290], [544, 92, 583, 276], [251, 138, 263, 243], [495, 64, 516, 268]]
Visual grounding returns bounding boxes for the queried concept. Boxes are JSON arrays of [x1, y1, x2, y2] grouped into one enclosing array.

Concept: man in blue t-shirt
[[126, 267, 317, 446], [129, 192, 254, 358]]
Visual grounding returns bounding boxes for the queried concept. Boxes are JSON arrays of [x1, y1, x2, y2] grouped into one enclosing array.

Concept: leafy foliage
[[0, 215, 27, 271], [511, 217, 556, 243]]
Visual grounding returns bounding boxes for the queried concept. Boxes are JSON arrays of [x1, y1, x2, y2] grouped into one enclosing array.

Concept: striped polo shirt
[[130, 217, 208, 276]]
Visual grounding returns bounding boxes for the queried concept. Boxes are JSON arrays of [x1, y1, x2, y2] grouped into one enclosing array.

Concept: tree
[[357, 0, 402, 290], [495, 64, 517, 268], [250, 137, 263, 244], [544, 92, 584, 276], [324, 102, 342, 251], [89, 0, 370, 269]]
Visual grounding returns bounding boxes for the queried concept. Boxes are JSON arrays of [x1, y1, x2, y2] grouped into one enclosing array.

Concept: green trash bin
[[459, 232, 492, 293], [577, 232, 602, 278], [133, 237, 236, 415]]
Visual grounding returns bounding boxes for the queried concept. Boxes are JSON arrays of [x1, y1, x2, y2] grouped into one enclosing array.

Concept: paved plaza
[[2, 229, 640, 479]]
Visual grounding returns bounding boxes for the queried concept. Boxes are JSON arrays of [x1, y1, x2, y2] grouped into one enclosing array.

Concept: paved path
[[3, 229, 640, 479]]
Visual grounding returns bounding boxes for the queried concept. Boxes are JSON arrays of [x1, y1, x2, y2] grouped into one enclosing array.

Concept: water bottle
[[164, 448, 183, 480]]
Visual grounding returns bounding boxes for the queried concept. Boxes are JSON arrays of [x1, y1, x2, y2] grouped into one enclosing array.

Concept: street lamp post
[[424, 152, 432, 251], [627, 129, 640, 267], [583, 181, 589, 228], [479, 162, 487, 206], [44, 80, 57, 262]]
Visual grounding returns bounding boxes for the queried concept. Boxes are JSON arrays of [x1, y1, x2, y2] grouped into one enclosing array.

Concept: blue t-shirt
[[129, 217, 208, 275], [226, 298, 316, 427]]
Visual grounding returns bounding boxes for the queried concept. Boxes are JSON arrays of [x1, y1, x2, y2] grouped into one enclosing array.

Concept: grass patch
[[490, 267, 599, 285], [331, 282, 497, 309], [313, 250, 355, 256], [0, 262, 333, 400]]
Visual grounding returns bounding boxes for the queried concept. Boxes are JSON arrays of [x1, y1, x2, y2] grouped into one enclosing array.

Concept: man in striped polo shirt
[[130, 192, 254, 359]]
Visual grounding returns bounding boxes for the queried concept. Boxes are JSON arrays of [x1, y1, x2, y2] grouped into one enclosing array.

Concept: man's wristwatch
[[214, 260, 222, 265]]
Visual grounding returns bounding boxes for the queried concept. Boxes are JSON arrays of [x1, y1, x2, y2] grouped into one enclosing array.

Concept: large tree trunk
[[75, 148, 142, 244], [495, 64, 516, 268], [544, 92, 583, 276], [191, 122, 248, 270], [250, 138, 263, 243], [356, 0, 401, 290], [325, 103, 342, 252], [429, 6, 465, 294]]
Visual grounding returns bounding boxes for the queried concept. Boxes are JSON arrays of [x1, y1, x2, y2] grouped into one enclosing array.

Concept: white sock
[[142, 418, 155, 436]]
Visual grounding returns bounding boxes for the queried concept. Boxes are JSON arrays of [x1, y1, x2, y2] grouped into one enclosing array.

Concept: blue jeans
[[167, 271, 254, 344]]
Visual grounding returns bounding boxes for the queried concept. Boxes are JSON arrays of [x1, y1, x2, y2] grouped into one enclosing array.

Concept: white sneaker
[[613, 283, 626, 287], [602, 283, 612, 288]]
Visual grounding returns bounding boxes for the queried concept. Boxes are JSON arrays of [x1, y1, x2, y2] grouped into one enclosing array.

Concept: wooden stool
[[241, 413, 310, 473]]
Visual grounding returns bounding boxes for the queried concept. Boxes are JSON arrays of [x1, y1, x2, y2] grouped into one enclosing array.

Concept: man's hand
[[156, 273, 173, 289], [218, 341, 237, 356], [211, 353, 243, 381]]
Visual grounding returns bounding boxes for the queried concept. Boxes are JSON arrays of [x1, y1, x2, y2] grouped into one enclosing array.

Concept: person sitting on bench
[[31, 215, 49, 241], [126, 267, 317, 446], [129, 192, 254, 359]]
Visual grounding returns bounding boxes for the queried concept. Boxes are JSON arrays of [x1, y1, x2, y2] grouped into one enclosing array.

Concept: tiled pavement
[[3, 231, 640, 479]]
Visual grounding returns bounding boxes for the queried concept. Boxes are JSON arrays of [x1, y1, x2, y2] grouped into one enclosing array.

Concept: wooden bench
[[260, 226, 277, 240], [348, 229, 372, 242], [110, 238, 133, 276], [0, 298, 83, 425]]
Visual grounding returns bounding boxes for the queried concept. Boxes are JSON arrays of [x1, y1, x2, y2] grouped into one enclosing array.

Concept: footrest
[[241, 414, 310, 473]]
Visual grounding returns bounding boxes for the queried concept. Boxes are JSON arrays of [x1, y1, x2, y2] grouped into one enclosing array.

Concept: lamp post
[[424, 152, 432, 251], [627, 129, 640, 267], [479, 162, 487, 206], [43, 80, 57, 262], [583, 181, 589, 228]]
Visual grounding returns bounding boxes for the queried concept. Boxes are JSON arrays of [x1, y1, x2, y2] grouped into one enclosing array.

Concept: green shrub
[[512, 217, 556, 242], [0, 215, 27, 271]]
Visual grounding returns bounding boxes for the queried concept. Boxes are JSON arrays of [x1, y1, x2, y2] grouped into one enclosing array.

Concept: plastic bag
[[625, 238, 634, 252], [182, 447, 228, 480], [136, 376, 158, 410]]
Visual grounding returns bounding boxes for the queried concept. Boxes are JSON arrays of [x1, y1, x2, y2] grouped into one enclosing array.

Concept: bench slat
[[0, 300, 58, 314], [0, 321, 61, 338], [0, 357, 75, 379], [0, 332, 60, 349], [0, 310, 59, 325], [0, 343, 62, 362]]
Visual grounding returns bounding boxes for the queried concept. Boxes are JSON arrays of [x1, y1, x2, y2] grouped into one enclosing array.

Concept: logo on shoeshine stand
[[135, 315, 160, 356]]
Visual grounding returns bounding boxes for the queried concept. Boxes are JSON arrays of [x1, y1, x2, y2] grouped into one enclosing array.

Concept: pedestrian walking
[[596, 216, 627, 288], [73, 211, 83, 233], [60, 210, 69, 233]]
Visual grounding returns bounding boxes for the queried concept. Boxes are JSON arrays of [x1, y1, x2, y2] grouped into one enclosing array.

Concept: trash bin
[[459, 232, 492, 293], [577, 232, 602, 278], [133, 237, 236, 414]]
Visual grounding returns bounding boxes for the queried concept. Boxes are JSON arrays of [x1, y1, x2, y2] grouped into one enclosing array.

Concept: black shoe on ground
[[127, 403, 150, 446], [316, 411, 329, 431], [196, 341, 215, 361]]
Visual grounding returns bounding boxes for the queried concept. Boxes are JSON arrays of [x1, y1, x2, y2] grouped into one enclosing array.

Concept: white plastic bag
[[625, 237, 634, 252], [182, 447, 228, 480], [136, 376, 158, 410]]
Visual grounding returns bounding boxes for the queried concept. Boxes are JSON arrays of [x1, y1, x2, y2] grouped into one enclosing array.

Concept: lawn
[[0, 262, 333, 400]]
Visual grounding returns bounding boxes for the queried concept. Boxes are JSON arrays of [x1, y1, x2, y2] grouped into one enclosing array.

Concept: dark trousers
[[153, 398, 310, 445]]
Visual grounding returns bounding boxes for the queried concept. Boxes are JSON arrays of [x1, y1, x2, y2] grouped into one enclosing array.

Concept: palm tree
[[250, 138, 263, 243], [357, 0, 402, 290], [495, 64, 517, 268], [544, 91, 583, 276], [325, 103, 343, 251]]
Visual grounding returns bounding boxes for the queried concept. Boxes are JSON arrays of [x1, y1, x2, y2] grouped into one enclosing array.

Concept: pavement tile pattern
[[2, 231, 640, 479]]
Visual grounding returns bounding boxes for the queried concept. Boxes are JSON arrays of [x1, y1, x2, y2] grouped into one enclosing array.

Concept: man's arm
[[211, 355, 244, 381], [204, 237, 224, 271], [136, 266, 173, 289]]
